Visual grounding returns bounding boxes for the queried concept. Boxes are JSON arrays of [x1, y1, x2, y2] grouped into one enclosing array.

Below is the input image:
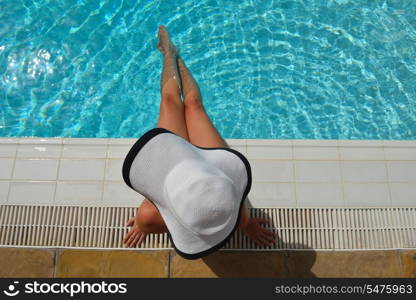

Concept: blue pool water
[[1, 0, 415, 139]]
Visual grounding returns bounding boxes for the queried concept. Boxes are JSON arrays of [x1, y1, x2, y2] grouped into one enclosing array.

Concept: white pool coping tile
[[384, 147, 416, 160], [249, 182, 296, 207], [296, 183, 344, 207], [55, 181, 103, 205], [250, 160, 294, 182], [16, 144, 62, 158], [107, 145, 133, 159], [293, 145, 339, 160], [102, 182, 144, 206], [0, 137, 415, 208], [0, 138, 21, 144], [0, 181, 9, 203], [62, 138, 108, 145], [341, 161, 388, 182], [8, 181, 56, 205], [18, 137, 62, 145], [387, 161, 416, 182], [338, 140, 383, 146], [343, 183, 391, 207], [382, 140, 416, 147], [0, 144, 17, 157], [58, 159, 106, 181], [246, 145, 292, 160], [246, 139, 292, 146], [295, 161, 341, 183], [108, 138, 137, 145], [339, 146, 385, 161], [0, 158, 15, 180], [104, 159, 124, 181], [389, 183, 416, 206], [227, 139, 247, 146], [62, 144, 108, 159], [13, 159, 59, 181]]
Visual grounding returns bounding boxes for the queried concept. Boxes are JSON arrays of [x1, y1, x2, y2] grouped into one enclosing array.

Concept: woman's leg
[[156, 26, 189, 141], [178, 57, 229, 148], [124, 26, 186, 247], [178, 57, 276, 247]]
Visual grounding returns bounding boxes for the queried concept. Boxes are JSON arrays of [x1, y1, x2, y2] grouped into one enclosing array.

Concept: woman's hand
[[241, 217, 276, 247], [123, 212, 148, 248]]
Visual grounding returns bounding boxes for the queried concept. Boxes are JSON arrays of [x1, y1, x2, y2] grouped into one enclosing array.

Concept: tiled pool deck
[[0, 137, 415, 207], [1, 137, 415, 277]]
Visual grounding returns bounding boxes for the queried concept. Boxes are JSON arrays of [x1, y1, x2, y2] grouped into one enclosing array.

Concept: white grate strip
[[0, 205, 415, 250]]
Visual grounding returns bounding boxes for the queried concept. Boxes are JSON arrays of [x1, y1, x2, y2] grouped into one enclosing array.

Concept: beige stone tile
[[56, 250, 169, 278], [0, 248, 55, 277], [399, 250, 416, 278], [170, 251, 288, 278], [287, 250, 403, 278]]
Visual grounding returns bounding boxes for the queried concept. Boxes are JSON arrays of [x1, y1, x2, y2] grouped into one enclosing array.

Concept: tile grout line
[[5, 140, 19, 204], [396, 249, 404, 277], [52, 138, 64, 205], [337, 140, 347, 207], [101, 142, 110, 205], [167, 250, 171, 278], [282, 250, 291, 276], [290, 142, 298, 207], [52, 248, 58, 278], [382, 143, 394, 207]]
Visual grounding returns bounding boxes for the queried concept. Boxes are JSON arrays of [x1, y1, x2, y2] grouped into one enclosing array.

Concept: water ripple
[[0, 0, 415, 138]]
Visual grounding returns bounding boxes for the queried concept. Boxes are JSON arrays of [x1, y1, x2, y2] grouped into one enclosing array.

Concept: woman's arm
[[238, 198, 276, 246], [238, 202, 250, 230]]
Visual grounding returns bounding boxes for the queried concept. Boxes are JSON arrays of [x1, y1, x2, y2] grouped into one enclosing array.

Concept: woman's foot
[[241, 218, 276, 247], [123, 213, 148, 248], [157, 25, 179, 57]]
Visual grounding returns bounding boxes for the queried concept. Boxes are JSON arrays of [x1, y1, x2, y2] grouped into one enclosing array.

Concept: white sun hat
[[122, 127, 252, 260]]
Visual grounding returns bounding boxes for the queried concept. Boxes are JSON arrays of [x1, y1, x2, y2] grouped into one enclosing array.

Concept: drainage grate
[[0, 205, 415, 250]]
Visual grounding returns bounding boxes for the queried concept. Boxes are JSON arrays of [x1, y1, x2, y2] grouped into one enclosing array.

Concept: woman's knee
[[159, 95, 179, 119], [161, 89, 181, 104], [184, 92, 204, 111], [137, 202, 160, 230]]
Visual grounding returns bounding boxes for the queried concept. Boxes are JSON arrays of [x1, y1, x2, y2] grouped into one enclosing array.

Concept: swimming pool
[[1, 0, 415, 139]]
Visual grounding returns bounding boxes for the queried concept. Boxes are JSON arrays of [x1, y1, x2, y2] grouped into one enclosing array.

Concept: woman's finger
[[261, 227, 275, 237], [257, 218, 269, 225], [262, 236, 273, 247], [255, 235, 266, 247], [262, 231, 275, 243], [137, 233, 146, 246], [129, 234, 141, 248], [123, 229, 133, 244], [126, 217, 135, 227], [259, 235, 270, 246], [125, 231, 138, 247]]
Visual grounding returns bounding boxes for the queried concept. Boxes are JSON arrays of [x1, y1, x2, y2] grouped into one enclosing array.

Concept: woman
[[122, 25, 276, 254]]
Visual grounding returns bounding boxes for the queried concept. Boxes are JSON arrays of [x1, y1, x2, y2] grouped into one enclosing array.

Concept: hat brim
[[122, 127, 252, 260]]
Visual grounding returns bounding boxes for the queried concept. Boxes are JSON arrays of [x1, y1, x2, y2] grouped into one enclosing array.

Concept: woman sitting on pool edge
[[122, 25, 276, 259]]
